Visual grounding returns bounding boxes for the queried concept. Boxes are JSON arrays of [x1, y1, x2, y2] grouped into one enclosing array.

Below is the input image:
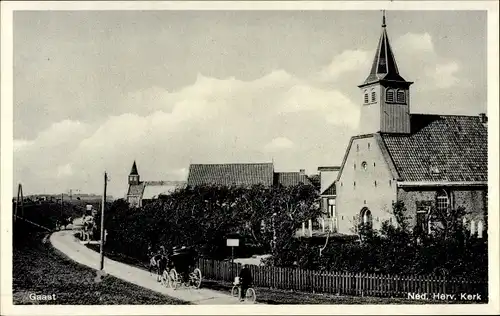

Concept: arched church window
[[397, 90, 406, 103], [386, 88, 395, 103], [477, 220, 483, 238], [364, 93, 369, 104], [360, 208, 373, 229], [470, 219, 476, 236], [371, 91, 376, 103], [436, 190, 449, 215]]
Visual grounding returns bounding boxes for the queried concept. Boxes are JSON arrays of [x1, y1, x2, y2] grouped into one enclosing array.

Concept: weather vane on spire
[[382, 10, 386, 28]]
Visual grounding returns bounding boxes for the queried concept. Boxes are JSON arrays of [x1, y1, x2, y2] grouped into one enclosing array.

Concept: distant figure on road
[[238, 264, 253, 301]]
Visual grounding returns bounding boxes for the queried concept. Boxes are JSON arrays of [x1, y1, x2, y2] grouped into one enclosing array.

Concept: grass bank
[[13, 231, 190, 305]]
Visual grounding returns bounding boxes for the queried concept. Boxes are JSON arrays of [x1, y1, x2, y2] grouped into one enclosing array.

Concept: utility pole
[[272, 212, 277, 254], [61, 193, 64, 218], [16, 183, 24, 219], [231, 246, 235, 279], [99, 171, 108, 271], [14, 184, 20, 222]]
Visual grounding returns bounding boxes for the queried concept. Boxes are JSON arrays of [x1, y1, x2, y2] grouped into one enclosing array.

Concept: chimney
[[479, 113, 488, 124], [299, 169, 305, 176]]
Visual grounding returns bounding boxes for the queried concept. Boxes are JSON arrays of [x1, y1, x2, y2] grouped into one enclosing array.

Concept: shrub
[[268, 201, 487, 280], [102, 184, 320, 262]]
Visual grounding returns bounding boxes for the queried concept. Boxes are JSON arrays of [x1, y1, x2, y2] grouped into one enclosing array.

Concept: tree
[[103, 184, 320, 262], [428, 205, 468, 242]]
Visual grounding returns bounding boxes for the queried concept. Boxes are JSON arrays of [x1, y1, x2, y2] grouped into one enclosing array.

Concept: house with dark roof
[[317, 166, 340, 231], [126, 161, 186, 207], [334, 15, 487, 236], [187, 162, 316, 188]]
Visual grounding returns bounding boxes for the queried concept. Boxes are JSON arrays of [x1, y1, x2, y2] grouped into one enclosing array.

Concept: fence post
[[355, 273, 360, 296]]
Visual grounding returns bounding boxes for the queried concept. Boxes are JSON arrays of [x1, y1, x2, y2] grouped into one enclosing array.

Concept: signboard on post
[[226, 238, 239, 247], [226, 238, 240, 280]]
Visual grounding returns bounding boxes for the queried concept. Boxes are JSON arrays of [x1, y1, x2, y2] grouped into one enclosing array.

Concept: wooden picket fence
[[198, 258, 487, 300]]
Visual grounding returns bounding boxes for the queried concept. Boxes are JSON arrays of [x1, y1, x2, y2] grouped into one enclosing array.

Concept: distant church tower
[[128, 160, 140, 185], [358, 12, 413, 135]]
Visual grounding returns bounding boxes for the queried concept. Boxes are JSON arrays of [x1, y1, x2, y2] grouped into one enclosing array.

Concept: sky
[[13, 10, 487, 198]]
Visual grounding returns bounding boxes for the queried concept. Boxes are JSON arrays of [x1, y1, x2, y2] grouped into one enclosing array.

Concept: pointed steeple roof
[[130, 160, 139, 175], [360, 12, 409, 87]]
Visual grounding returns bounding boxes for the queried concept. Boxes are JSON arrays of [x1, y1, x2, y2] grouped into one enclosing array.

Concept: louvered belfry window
[[386, 89, 395, 103], [397, 90, 406, 103]]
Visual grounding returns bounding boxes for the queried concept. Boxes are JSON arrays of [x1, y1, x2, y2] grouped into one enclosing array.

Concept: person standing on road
[[238, 264, 253, 301]]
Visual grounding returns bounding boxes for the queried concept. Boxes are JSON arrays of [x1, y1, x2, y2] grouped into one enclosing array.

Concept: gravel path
[[50, 230, 249, 305]]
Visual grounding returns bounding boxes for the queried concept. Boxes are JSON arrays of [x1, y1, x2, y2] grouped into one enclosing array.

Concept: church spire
[[357, 12, 413, 135], [128, 160, 140, 185], [130, 160, 138, 175], [359, 11, 408, 87]]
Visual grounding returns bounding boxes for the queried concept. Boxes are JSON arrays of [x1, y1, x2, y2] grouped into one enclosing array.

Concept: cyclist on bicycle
[[238, 264, 253, 301]]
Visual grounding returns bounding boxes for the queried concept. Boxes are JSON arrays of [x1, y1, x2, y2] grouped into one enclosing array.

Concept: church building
[[126, 161, 186, 208], [334, 15, 488, 236]]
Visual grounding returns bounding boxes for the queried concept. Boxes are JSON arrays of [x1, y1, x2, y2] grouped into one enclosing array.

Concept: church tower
[[358, 13, 413, 135], [128, 160, 140, 185]]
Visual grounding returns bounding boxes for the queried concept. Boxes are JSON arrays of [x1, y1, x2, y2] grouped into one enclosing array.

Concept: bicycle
[[231, 277, 256, 303]]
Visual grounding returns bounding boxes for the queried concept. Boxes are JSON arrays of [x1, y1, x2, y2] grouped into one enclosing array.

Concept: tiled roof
[[127, 183, 145, 196], [187, 163, 274, 187], [274, 172, 314, 187], [381, 115, 487, 182], [321, 182, 336, 196]]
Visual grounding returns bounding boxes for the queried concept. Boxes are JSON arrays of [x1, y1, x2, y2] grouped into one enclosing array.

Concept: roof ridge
[[410, 113, 483, 118], [144, 180, 186, 185], [190, 162, 273, 166]]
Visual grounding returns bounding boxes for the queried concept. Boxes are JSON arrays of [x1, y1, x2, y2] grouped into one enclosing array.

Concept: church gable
[[336, 135, 397, 188], [335, 134, 398, 234]]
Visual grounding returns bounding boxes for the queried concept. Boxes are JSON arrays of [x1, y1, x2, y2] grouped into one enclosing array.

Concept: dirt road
[[50, 230, 248, 305]]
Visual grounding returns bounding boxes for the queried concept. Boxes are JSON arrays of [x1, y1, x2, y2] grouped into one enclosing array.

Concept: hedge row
[[101, 184, 321, 262]]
